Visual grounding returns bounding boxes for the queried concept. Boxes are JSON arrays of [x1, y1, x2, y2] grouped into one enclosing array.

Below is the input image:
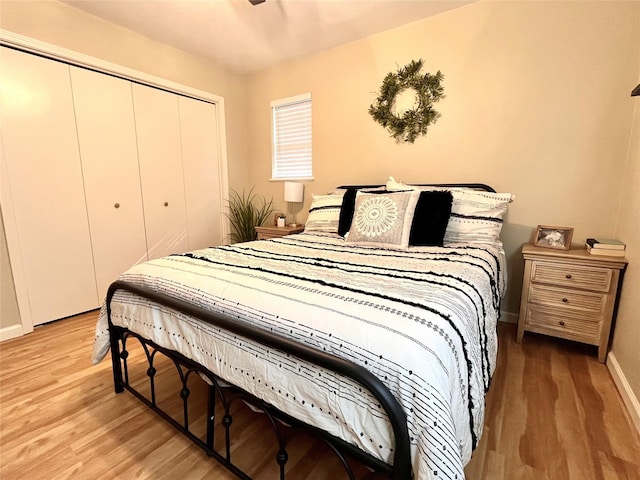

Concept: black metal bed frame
[[107, 281, 411, 480], [337, 183, 496, 193], [106, 183, 497, 480]]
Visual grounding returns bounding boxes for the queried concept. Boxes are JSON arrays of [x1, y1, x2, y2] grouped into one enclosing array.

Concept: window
[[271, 93, 312, 180]]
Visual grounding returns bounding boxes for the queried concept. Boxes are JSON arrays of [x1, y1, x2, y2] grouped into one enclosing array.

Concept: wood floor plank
[[1, 312, 638, 479]]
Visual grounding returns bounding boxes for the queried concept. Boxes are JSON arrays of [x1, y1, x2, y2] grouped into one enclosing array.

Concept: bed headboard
[[336, 183, 497, 192]]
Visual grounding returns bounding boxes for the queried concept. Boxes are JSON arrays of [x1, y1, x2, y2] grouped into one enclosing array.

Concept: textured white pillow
[[304, 194, 344, 233], [385, 176, 513, 246], [346, 190, 419, 248], [444, 189, 511, 245]]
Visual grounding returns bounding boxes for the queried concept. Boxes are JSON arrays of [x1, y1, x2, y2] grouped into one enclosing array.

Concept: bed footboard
[[107, 280, 412, 480]]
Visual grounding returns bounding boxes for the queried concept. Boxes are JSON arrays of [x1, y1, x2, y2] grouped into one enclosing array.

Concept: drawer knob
[[164, 202, 169, 207], [114, 203, 120, 209], [559, 321, 565, 326], [565, 274, 572, 279], [562, 297, 568, 303]]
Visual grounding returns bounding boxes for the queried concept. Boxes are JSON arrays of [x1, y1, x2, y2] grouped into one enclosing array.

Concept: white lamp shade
[[284, 181, 304, 203]]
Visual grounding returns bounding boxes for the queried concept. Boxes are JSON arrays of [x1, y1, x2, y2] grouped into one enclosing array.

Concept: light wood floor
[[1, 311, 638, 479]]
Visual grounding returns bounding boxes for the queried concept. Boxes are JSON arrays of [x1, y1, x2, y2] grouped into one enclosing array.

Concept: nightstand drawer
[[255, 225, 305, 240], [525, 305, 601, 345], [257, 233, 279, 240], [530, 261, 612, 292], [528, 284, 607, 314]]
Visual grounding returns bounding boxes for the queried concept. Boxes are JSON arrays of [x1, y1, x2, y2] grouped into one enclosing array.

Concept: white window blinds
[[271, 93, 312, 180]]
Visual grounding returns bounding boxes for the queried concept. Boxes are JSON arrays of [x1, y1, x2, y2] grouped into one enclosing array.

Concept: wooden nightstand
[[255, 224, 304, 240], [517, 243, 627, 362]]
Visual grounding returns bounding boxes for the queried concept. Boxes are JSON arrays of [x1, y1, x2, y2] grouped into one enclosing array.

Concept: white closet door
[[0, 48, 98, 325], [132, 83, 189, 260], [70, 67, 148, 302], [178, 97, 224, 250]]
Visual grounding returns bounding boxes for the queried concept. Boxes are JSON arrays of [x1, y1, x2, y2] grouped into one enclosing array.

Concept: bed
[[92, 180, 512, 480]]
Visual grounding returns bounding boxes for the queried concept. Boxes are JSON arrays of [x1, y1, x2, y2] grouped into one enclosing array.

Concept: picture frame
[[273, 212, 286, 226], [533, 225, 574, 250]]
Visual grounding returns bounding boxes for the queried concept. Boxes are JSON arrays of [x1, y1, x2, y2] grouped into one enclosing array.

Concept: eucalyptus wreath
[[368, 59, 444, 143]]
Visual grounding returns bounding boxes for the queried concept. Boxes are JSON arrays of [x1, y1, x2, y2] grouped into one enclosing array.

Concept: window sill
[[269, 177, 314, 182]]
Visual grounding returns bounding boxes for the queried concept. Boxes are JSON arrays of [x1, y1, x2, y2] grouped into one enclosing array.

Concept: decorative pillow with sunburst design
[[345, 190, 419, 247]]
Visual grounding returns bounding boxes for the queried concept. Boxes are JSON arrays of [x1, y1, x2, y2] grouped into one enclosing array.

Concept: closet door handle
[[114, 203, 120, 209]]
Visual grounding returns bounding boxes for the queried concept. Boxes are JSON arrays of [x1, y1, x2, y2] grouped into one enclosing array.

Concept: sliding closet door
[[179, 97, 224, 250], [132, 83, 189, 260], [70, 67, 148, 301], [0, 48, 98, 325]]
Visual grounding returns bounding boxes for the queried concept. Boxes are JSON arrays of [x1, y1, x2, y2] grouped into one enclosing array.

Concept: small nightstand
[[517, 243, 627, 362], [255, 224, 305, 240]]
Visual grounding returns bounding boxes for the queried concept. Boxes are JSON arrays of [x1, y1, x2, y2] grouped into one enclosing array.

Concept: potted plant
[[225, 187, 274, 243]]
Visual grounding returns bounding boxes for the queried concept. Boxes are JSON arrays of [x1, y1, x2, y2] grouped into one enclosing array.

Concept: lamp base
[[288, 223, 301, 227]]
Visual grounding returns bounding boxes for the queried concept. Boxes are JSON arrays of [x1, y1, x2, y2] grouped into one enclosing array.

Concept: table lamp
[[284, 181, 304, 227]]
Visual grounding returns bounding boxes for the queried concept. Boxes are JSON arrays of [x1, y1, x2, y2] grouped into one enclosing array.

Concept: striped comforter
[[92, 232, 506, 480]]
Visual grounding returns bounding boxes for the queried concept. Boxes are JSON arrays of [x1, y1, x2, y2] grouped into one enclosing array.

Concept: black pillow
[[338, 189, 358, 236], [409, 191, 453, 246]]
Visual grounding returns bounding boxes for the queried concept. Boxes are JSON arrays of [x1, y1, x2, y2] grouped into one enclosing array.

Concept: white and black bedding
[[93, 230, 507, 480]]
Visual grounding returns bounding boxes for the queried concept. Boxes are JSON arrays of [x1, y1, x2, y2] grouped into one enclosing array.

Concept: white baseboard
[[499, 311, 518, 324], [0, 323, 24, 342], [607, 352, 640, 435]]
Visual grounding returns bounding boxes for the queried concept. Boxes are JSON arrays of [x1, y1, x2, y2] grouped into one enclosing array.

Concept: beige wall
[[0, 210, 20, 329], [245, 1, 640, 315], [612, 73, 640, 404]]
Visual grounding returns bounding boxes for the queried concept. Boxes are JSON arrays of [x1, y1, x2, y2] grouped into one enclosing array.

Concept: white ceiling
[[61, 0, 471, 74]]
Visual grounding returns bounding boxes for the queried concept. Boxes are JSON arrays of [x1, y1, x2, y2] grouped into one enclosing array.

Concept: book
[[586, 245, 626, 257], [585, 238, 626, 250]]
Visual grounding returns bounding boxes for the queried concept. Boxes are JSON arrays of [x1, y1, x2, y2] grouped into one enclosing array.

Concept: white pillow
[[346, 190, 419, 248], [304, 194, 343, 233], [444, 189, 511, 245], [385, 176, 513, 246]]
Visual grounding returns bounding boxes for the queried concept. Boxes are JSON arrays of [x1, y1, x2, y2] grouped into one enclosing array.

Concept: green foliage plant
[[225, 187, 274, 243], [369, 59, 445, 143]]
